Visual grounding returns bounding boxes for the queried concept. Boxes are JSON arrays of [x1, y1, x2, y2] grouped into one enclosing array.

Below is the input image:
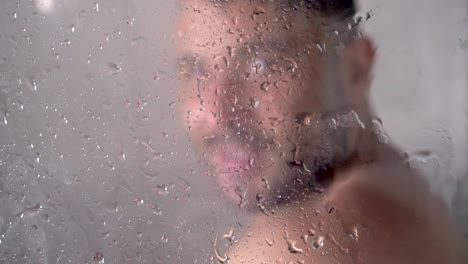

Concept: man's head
[[176, 0, 376, 207]]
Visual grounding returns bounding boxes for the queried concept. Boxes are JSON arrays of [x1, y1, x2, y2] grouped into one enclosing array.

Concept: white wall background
[[359, 0, 468, 232]]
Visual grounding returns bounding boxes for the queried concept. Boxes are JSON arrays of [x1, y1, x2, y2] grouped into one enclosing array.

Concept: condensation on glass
[[0, 0, 467, 263]]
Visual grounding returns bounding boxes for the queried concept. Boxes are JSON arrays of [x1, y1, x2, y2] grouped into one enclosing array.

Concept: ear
[[342, 35, 376, 105]]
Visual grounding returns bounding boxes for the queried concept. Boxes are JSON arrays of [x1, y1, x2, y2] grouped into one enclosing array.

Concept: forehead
[[177, 0, 326, 54]]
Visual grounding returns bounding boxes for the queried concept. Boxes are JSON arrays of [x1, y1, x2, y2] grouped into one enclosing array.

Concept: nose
[[186, 54, 268, 139], [218, 80, 261, 130], [191, 81, 257, 138]]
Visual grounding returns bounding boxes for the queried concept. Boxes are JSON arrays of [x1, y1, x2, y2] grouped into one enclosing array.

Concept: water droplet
[[35, 152, 41, 164], [35, 0, 54, 13], [16, 204, 43, 219], [105, 63, 121, 75], [287, 239, 303, 254], [27, 78, 37, 91], [404, 150, 432, 163], [134, 198, 144, 206], [41, 213, 49, 223], [337, 110, 365, 129], [105, 200, 119, 213], [350, 226, 359, 241], [79, 10, 86, 19], [123, 17, 135, 27], [156, 184, 169, 195], [258, 204, 269, 215], [151, 205, 162, 215], [311, 235, 324, 249], [222, 227, 235, 242], [371, 119, 389, 144], [405, 150, 441, 179], [153, 70, 167, 81], [331, 235, 349, 253], [2, 116, 7, 125], [250, 98, 260, 109], [65, 39, 71, 46], [214, 237, 229, 263], [161, 235, 168, 243], [227, 46, 235, 57], [64, 171, 74, 185], [47, 162, 57, 174], [119, 151, 126, 161], [328, 118, 337, 129], [92, 252, 104, 263], [316, 43, 324, 53], [265, 238, 274, 246], [298, 114, 311, 126], [92, 2, 99, 12], [68, 24, 75, 33], [253, 6, 266, 15], [256, 192, 265, 203], [260, 81, 270, 92], [214, 64, 223, 72]]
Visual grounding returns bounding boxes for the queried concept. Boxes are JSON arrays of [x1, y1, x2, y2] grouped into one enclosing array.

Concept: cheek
[[254, 92, 289, 134], [179, 87, 219, 139]]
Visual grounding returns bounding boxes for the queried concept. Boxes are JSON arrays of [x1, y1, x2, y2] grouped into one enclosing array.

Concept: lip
[[202, 125, 278, 205], [211, 142, 254, 177], [210, 139, 263, 193], [207, 140, 264, 200]]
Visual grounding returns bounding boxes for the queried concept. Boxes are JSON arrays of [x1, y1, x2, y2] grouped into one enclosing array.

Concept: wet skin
[[177, 1, 467, 263]]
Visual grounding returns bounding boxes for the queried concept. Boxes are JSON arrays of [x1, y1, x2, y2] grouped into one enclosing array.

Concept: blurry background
[[359, 0, 468, 232], [0, 0, 466, 263]]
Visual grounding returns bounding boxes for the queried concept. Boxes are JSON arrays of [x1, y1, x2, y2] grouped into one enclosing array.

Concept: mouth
[[212, 142, 254, 174], [210, 141, 257, 185], [206, 136, 272, 205]]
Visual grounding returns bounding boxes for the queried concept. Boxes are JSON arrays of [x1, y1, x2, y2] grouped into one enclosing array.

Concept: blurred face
[[177, 0, 346, 206]]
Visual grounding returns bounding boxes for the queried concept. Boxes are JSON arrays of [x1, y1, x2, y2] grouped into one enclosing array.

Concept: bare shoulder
[[227, 197, 355, 263], [326, 153, 468, 263], [227, 149, 467, 263]]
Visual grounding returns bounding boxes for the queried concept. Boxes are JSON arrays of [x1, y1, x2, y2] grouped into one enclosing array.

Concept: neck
[[329, 101, 406, 180]]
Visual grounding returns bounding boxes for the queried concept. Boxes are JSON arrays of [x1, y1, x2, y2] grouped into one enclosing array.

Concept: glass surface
[[0, 0, 466, 263]]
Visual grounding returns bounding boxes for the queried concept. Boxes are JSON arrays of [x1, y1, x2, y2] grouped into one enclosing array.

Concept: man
[[177, 0, 467, 262]]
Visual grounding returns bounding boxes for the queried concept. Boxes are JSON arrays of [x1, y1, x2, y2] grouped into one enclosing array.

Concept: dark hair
[[283, 0, 359, 32], [311, 0, 356, 19], [189, 0, 361, 43], [212, 0, 356, 19]]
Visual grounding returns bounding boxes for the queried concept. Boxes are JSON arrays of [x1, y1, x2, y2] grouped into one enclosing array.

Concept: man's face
[[177, 1, 344, 206]]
